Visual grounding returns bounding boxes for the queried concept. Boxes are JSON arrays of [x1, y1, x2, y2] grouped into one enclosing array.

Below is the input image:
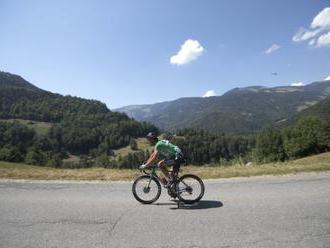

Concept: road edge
[[1, 170, 330, 184]]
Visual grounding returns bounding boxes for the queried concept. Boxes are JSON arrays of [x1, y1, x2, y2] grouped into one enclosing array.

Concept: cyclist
[[140, 132, 184, 187]]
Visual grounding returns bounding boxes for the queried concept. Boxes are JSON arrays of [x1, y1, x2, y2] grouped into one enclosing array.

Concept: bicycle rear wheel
[[176, 174, 204, 204], [132, 175, 161, 204]]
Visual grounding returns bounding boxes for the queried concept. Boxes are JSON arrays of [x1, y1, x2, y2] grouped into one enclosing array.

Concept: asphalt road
[[1, 172, 330, 248]]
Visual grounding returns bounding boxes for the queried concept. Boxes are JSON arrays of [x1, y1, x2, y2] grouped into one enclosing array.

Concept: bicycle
[[132, 164, 205, 207]]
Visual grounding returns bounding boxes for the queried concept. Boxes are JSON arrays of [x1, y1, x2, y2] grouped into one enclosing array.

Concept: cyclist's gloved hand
[[139, 164, 147, 170]]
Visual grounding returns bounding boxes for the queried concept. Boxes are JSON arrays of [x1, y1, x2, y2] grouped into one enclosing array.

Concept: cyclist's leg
[[172, 161, 181, 176], [172, 154, 184, 176], [158, 159, 170, 185], [165, 159, 177, 182]]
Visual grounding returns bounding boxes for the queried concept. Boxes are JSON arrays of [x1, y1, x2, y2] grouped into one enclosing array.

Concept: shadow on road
[[155, 200, 223, 210]]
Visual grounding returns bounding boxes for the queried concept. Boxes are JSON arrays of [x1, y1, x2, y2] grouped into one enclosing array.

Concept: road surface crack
[[108, 211, 126, 237]]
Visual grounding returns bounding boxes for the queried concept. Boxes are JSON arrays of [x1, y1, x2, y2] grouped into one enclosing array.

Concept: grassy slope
[[183, 152, 330, 179], [113, 138, 153, 157], [0, 119, 53, 135], [0, 152, 329, 181]]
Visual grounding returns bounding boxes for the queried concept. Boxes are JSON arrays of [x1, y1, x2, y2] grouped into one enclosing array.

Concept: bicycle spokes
[[132, 175, 162, 204], [176, 175, 204, 203]]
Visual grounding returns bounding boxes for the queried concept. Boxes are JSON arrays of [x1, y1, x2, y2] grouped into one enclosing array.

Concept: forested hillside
[[0, 71, 158, 167], [247, 92, 330, 163], [299, 95, 330, 118], [164, 116, 329, 166]]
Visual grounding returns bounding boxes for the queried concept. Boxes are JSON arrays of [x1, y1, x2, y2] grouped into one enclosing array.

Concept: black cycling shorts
[[163, 155, 185, 173]]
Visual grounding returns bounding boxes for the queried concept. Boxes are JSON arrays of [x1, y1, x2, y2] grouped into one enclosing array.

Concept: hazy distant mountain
[[116, 81, 330, 134]]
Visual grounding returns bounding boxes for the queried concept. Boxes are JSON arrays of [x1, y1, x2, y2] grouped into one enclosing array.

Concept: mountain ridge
[[116, 80, 330, 134], [0, 71, 42, 91]]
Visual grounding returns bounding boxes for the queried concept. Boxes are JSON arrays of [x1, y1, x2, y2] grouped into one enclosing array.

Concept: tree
[[283, 116, 330, 159], [254, 128, 286, 162], [25, 148, 47, 166], [130, 138, 138, 150], [46, 154, 63, 168], [0, 146, 24, 162]]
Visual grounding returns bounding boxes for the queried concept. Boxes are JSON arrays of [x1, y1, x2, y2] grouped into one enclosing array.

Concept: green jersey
[[155, 140, 181, 159]]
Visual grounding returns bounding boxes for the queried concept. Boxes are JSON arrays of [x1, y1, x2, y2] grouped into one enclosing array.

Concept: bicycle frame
[[142, 165, 189, 190], [142, 166, 161, 185]]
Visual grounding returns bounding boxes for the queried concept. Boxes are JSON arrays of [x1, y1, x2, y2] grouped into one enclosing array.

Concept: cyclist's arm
[[145, 150, 158, 167]]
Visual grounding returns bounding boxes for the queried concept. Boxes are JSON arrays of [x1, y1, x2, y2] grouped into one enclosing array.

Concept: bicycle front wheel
[[176, 174, 205, 204], [132, 175, 161, 204]]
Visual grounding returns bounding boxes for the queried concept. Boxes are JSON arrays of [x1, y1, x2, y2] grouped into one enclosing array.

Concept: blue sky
[[0, 0, 330, 109]]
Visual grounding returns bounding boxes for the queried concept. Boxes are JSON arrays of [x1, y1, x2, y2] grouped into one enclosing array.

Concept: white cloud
[[316, 31, 330, 47], [292, 7, 330, 47], [325, 75, 330, 80], [290, 82, 305, 87], [265, 44, 280, 54], [292, 28, 322, 42], [202, 90, 217, 98], [311, 7, 330, 29], [170, 39, 204, 65]]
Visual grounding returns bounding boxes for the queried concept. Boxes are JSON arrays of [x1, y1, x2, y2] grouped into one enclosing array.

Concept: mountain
[[0, 71, 41, 91], [0, 71, 108, 122], [116, 81, 330, 134], [0, 71, 157, 157], [0, 71, 129, 122]]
